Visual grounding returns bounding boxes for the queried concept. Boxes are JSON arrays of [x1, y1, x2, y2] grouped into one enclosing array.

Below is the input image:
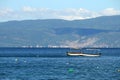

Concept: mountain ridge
[[0, 15, 120, 47]]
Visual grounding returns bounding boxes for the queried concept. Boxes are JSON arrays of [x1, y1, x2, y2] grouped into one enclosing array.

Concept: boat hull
[[67, 52, 101, 57]]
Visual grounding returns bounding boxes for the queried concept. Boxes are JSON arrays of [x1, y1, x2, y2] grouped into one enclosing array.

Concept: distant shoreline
[[0, 47, 120, 49]]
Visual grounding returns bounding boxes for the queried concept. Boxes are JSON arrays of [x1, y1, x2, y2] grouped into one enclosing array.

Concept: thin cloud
[[100, 8, 120, 16], [22, 6, 37, 12], [0, 8, 13, 16], [0, 7, 120, 21]]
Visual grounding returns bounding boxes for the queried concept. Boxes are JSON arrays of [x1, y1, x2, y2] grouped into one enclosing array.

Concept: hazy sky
[[0, 0, 120, 21]]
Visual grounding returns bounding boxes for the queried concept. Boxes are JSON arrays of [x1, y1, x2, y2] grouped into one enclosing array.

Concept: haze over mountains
[[0, 15, 120, 48]]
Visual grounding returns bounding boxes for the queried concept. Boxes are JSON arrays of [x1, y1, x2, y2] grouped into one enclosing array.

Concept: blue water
[[0, 48, 120, 57], [0, 48, 120, 80]]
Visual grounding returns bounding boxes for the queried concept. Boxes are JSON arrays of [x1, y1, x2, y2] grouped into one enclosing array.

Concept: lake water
[[0, 48, 120, 80]]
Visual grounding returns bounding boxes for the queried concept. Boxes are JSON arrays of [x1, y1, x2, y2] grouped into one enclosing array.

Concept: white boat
[[67, 52, 101, 57], [67, 48, 101, 57]]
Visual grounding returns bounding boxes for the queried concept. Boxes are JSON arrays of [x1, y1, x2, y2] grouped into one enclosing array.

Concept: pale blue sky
[[0, 0, 120, 21], [0, 0, 120, 10]]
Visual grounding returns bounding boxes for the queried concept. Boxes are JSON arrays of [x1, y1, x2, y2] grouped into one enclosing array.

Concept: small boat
[[67, 52, 101, 57], [66, 48, 101, 57]]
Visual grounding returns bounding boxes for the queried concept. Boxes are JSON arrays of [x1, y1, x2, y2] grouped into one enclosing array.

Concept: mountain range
[[0, 15, 120, 47]]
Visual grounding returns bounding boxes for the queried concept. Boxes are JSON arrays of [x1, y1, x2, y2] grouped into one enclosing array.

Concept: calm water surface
[[0, 48, 120, 80]]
